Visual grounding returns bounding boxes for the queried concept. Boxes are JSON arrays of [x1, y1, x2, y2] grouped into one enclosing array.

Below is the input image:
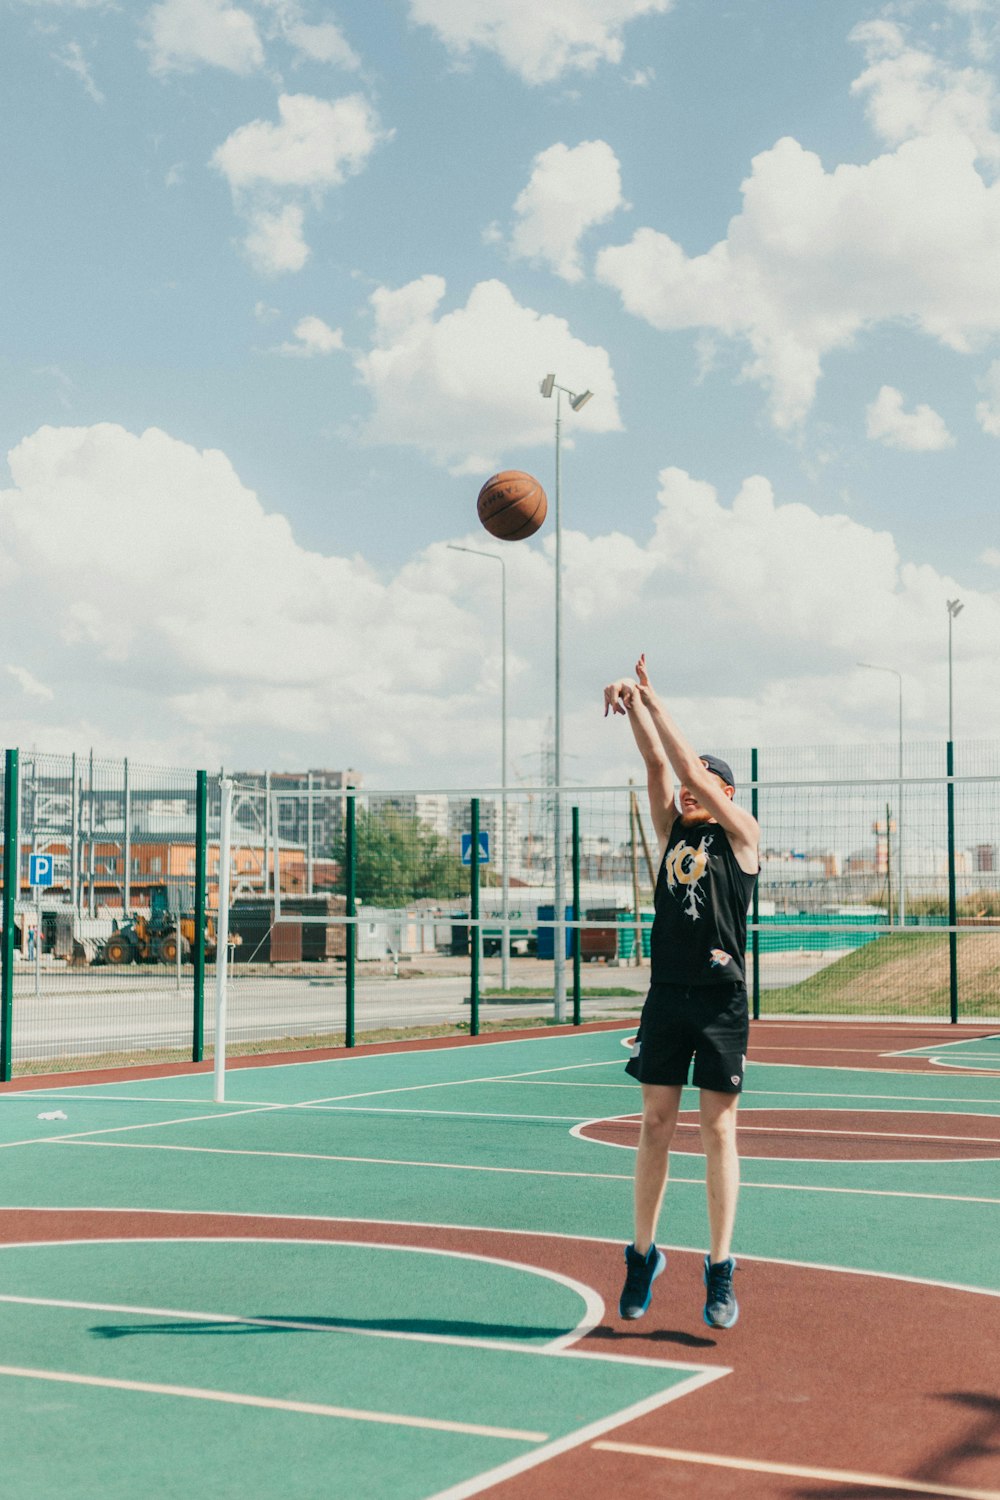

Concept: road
[[7, 952, 843, 1066]]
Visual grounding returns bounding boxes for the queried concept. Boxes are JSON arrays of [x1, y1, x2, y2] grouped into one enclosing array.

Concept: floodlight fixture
[[537, 373, 597, 1021]]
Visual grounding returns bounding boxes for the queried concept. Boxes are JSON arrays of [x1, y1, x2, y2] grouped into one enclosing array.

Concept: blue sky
[[1, 0, 998, 787]]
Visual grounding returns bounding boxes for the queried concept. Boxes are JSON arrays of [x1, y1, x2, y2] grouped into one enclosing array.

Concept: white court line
[[888, 1033, 1000, 1057], [5, 1026, 638, 1092], [746, 1059, 1000, 1077], [303, 1107, 588, 1122], [569, 1112, 1000, 1167], [927, 1056, 1000, 1071], [0, 1101, 294, 1156], [6, 1202, 1000, 1301], [283, 1057, 628, 1109], [2, 1063, 620, 1152], [47, 1137, 1000, 1205], [592, 1440, 1000, 1500], [0, 1235, 605, 1354], [0, 1364, 548, 1442], [424, 1368, 728, 1500], [477, 1079, 1000, 1108]]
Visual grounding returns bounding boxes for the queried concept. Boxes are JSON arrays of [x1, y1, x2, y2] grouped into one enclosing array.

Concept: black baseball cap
[[699, 754, 735, 790]]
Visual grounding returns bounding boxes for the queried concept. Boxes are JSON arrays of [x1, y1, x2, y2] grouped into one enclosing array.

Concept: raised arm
[[604, 657, 675, 855], [633, 657, 759, 870]]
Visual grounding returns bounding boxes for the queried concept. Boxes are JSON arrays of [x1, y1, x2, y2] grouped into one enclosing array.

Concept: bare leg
[[634, 1083, 682, 1253], [699, 1089, 741, 1263]]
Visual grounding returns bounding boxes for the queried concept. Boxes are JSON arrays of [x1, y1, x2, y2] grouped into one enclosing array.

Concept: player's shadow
[[90, 1314, 577, 1342], [586, 1324, 716, 1350], [790, 1391, 1000, 1498]]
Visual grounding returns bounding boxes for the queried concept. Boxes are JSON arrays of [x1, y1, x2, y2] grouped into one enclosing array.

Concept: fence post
[[470, 798, 480, 1037], [572, 805, 581, 1026], [1, 749, 19, 1083], [946, 741, 958, 1024], [345, 789, 356, 1049], [751, 747, 760, 1022], [192, 769, 207, 1062]]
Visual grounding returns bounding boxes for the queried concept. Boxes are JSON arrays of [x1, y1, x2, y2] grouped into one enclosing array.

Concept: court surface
[[1, 1018, 998, 1500]]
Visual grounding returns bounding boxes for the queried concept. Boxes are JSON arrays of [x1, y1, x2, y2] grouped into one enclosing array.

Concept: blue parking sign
[[460, 832, 490, 865], [29, 853, 54, 888]]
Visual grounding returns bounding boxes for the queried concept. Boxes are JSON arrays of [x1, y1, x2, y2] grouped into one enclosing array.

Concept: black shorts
[[625, 982, 749, 1094]]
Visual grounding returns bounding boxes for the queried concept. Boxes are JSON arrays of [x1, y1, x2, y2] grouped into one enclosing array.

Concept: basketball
[[477, 470, 548, 541]]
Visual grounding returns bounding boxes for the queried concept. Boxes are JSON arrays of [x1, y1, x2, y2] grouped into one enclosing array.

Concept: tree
[[334, 808, 467, 906]]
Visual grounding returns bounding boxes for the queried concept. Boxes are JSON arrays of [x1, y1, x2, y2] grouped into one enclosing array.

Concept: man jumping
[[604, 654, 759, 1329]]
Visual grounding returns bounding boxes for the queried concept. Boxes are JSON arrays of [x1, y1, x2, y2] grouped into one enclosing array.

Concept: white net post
[[213, 777, 234, 1104]]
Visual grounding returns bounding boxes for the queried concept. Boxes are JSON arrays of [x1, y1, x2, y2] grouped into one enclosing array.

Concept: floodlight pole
[[946, 598, 964, 742], [858, 662, 905, 927], [541, 375, 593, 1021], [448, 543, 509, 992]]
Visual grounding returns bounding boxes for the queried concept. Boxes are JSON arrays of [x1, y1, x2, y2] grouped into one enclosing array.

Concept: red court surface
[[581, 1108, 1000, 1160]]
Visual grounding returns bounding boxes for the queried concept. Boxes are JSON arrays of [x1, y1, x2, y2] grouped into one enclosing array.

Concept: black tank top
[[650, 817, 757, 986]]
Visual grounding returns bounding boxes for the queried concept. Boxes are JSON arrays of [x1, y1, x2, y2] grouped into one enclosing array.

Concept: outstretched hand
[[604, 653, 651, 716], [603, 677, 637, 716]]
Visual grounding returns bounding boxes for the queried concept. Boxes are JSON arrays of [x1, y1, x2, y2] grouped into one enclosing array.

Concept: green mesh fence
[[1, 741, 998, 1076]]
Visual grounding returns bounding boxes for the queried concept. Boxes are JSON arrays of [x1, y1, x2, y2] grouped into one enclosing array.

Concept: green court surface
[[893, 1033, 1000, 1070], [0, 1025, 998, 1498]]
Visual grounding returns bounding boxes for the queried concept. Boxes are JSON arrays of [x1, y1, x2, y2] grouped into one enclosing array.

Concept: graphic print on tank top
[[652, 819, 757, 986], [662, 834, 712, 921]]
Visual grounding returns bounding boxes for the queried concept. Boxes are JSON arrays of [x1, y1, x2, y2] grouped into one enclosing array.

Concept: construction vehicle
[[97, 888, 219, 966]]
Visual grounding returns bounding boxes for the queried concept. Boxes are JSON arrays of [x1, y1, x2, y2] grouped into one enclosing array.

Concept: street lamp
[[858, 662, 905, 927], [448, 543, 510, 992], [946, 598, 964, 743], [540, 374, 594, 1020]]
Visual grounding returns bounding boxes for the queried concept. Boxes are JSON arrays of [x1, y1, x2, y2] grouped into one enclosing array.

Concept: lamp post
[[448, 543, 510, 992], [946, 598, 964, 742], [858, 662, 905, 926], [540, 374, 593, 1020]]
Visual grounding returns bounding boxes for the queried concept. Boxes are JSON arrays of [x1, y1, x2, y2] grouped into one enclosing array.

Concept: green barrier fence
[[0, 740, 998, 1076]]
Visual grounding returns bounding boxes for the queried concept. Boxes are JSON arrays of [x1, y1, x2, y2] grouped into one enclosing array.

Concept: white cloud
[[850, 18, 1000, 163], [254, 0, 362, 68], [212, 93, 389, 274], [0, 425, 994, 777], [865, 385, 955, 450], [407, 0, 672, 85], [595, 23, 1000, 429], [597, 129, 1000, 429], [981, 546, 1000, 565], [975, 357, 1000, 433], [213, 92, 385, 191], [7, 666, 54, 702], [1, 417, 995, 780], [508, 140, 626, 282], [144, 0, 265, 75], [277, 314, 344, 355], [243, 204, 310, 274], [53, 41, 105, 102], [0, 423, 500, 770], [354, 276, 622, 473]]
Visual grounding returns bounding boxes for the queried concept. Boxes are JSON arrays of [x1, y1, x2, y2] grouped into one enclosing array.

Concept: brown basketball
[[477, 470, 548, 541]]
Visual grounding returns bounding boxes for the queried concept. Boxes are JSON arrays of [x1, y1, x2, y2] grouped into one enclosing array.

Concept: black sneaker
[[618, 1242, 666, 1319], [703, 1255, 739, 1328]]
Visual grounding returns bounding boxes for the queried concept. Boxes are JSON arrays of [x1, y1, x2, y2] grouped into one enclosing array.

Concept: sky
[[1, 0, 999, 791]]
